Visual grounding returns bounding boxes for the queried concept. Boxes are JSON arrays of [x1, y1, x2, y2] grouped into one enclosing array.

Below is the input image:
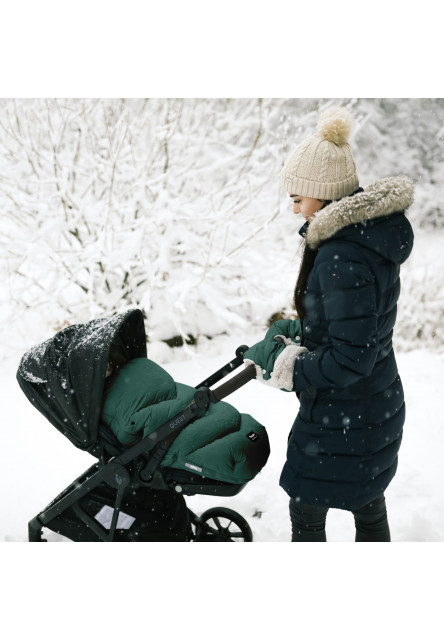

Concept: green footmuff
[[101, 358, 270, 484]]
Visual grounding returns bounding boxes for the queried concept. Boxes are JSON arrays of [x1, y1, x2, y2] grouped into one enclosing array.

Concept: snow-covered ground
[[2, 227, 444, 543], [1, 98, 443, 546], [2, 327, 443, 542]]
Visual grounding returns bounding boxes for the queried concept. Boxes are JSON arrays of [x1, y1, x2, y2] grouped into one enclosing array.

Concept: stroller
[[17, 309, 269, 542]]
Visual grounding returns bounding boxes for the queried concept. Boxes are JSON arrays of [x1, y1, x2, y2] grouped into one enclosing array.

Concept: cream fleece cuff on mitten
[[244, 343, 308, 391], [243, 360, 267, 382], [268, 344, 308, 391]]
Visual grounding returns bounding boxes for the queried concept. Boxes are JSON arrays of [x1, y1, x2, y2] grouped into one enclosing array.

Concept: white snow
[[2, 99, 444, 358], [2, 330, 444, 542], [1, 98, 443, 543]]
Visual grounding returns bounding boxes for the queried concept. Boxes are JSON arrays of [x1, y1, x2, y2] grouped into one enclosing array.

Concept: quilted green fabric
[[101, 358, 269, 484], [243, 318, 302, 380]]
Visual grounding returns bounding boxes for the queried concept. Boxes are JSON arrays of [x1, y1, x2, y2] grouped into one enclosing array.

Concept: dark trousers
[[289, 494, 391, 542]]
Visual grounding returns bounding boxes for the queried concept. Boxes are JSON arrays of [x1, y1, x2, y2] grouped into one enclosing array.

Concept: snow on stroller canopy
[[16, 309, 147, 451]]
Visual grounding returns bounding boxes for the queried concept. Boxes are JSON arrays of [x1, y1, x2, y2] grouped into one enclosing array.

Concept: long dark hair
[[294, 200, 332, 323], [293, 189, 363, 322], [294, 243, 318, 323]]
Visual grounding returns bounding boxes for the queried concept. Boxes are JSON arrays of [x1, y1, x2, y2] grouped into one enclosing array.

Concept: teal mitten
[[244, 322, 307, 391], [243, 338, 285, 382], [265, 318, 302, 342]]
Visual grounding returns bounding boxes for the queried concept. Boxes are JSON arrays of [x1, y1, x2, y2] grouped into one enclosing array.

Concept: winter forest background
[[1, 97, 443, 357], [2, 98, 444, 546]]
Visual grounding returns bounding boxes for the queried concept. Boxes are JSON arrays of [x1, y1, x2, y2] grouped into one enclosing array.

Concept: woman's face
[[290, 194, 324, 222]]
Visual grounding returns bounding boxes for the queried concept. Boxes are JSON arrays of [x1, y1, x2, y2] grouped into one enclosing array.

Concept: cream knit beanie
[[281, 107, 359, 200]]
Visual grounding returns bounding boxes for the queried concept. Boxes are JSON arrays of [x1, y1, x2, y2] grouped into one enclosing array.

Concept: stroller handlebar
[[209, 364, 256, 402]]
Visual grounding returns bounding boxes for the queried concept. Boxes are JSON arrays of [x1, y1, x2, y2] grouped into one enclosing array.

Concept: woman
[[245, 107, 414, 541]]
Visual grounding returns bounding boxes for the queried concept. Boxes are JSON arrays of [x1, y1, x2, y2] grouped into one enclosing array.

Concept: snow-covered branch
[[0, 98, 443, 358]]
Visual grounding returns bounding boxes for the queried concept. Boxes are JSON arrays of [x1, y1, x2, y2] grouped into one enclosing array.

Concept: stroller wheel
[[194, 507, 253, 542]]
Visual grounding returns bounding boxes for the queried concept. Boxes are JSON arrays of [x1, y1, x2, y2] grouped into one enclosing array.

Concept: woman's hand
[[244, 334, 307, 391]]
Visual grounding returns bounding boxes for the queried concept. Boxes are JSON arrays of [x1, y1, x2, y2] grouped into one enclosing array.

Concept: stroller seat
[[102, 356, 269, 487], [17, 309, 269, 542]]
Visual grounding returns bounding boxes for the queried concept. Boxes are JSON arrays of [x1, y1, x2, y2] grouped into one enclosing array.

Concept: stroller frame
[[28, 346, 256, 542]]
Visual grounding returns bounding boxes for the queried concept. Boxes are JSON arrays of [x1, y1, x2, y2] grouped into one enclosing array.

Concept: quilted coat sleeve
[[293, 255, 379, 391]]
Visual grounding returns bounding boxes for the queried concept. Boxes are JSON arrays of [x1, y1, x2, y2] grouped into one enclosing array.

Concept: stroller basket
[[18, 310, 268, 542]]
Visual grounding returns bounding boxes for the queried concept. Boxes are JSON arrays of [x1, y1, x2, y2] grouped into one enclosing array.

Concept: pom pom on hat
[[281, 106, 359, 200], [316, 106, 355, 145]]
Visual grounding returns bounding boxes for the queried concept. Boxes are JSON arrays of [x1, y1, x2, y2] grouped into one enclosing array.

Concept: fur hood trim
[[306, 175, 415, 249]]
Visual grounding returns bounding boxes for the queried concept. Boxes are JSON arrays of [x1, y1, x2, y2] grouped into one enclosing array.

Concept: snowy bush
[[1, 98, 443, 358]]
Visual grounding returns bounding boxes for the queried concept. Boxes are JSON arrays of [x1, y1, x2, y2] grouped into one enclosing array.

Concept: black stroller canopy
[[17, 309, 147, 451]]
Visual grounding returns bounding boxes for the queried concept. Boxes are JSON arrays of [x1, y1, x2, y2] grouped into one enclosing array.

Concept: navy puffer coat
[[279, 176, 415, 510]]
